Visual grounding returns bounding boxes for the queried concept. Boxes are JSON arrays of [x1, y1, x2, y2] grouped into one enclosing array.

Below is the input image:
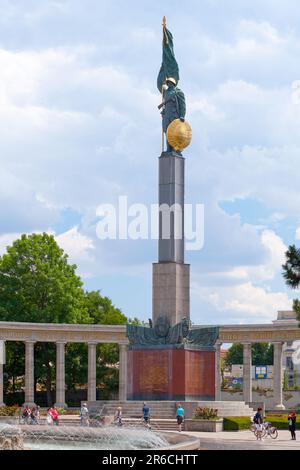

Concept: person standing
[[30, 406, 40, 425], [176, 404, 184, 432], [49, 406, 59, 426], [142, 402, 151, 428], [46, 408, 53, 425], [80, 403, 90, 427], [114, 407, 123, 426], [253, 408, 264, 440], [21, 406, 30, 425], [288, 411, 297, 440]]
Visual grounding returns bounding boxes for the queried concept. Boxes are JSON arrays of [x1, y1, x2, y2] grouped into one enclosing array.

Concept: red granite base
[[127, 348, 215, 401]]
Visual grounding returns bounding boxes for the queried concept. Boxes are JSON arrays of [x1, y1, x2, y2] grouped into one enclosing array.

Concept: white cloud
[[0, 233, 22, 256], [191, 230, 291, 323], [0, 227, 94, 267], [56, 226, 95, 263], [296, 228, 300, 240], [197, 282, 291, 324], [0, 4, 299, 322]]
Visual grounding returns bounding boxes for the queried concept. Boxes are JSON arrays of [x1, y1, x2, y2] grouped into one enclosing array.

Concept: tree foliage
[[282, 245, 300, 319], [0, 233, 87, 324], [225, 343, 274, 366], [0, 234, 129, 404]]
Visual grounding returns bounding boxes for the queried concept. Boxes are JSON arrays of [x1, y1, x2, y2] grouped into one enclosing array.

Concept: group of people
[[21, 405, 60, 426], [20, 405, 40, 425], [253, 407, 297, 441], [113, 402, 151, 428], [113, 402, 184, 432]]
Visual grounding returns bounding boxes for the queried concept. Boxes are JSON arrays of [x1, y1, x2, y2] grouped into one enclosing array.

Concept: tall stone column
[[243, 343, 252, 403], [215, 342, 222, 401], [55, 342, 67, 408], [119, 344, 128, 402], [24, 341, 36, 406], [0, 341, 5, 407], [273, 342, 285, 410], [88, 343, 97, 402], [152, 153, 190, 327]]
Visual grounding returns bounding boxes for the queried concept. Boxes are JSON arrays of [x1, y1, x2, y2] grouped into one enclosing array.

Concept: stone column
[[273, 342, 285, 410], [0, 341, 5, 407], [88, 343, 97, 402], [152, 153, 190, 328], [243, 343, 252, 403], [24, 341, 36, 406], [119, 344, 128, 402], [55, 342, 67, 408], [215, 342, 222, 401]]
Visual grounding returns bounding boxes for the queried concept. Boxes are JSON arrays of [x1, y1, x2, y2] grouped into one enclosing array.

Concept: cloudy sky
[[1, 0, 300, 325]]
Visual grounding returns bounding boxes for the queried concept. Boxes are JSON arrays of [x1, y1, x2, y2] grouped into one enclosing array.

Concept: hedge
[[265, 414, 296, 430], [223, 417, 251, 431], [224, 414, 298, 431]]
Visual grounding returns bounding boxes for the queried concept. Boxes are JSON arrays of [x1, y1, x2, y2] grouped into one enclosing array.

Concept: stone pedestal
[[153, 262, 190, 327], [127, 346, 215, 401]]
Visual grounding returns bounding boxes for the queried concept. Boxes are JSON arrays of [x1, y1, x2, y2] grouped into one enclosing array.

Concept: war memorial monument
[[126, 17, 219, 401], [0, 19, 300, 436]]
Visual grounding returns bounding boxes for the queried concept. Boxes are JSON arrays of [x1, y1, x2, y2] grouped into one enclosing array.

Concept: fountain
[[0, 422, 199, 450], [0, 424, 24, 450]]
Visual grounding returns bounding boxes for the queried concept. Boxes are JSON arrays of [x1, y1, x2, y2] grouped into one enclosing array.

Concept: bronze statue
[[127, 316, 219, 349], [157, 17, 192, 155]]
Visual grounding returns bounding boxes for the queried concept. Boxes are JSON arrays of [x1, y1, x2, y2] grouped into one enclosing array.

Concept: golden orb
[[167, 119, 192, 152]]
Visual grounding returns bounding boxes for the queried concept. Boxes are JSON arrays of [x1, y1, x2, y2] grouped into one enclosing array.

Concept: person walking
[[176, 404, 184, 432], [30, 406, 40, 425], [288, 411, 297, 440], [49, 406, 60, 426], [80, 403, 90, 427], [21, 406, 30, 425], [114, 407, 123, 426], [46, 408, 53, 425], [142, 402, 151, 428]]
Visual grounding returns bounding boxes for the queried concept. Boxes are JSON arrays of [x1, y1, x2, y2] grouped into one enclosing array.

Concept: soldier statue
[[157, 17, 190, 155], [159, 78, 186, 153]]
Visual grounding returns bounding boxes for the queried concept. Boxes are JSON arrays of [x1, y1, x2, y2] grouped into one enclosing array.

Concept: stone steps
[[50, 417, 182, 431], [124, 419, 181, 431], [87, 400, 255, 419]]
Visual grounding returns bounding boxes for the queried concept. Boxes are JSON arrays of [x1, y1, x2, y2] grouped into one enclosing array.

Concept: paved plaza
[[184, 430, 300, 450]]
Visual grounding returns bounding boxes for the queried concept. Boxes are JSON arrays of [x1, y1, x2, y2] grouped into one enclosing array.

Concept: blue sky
[[1, 0, 300, 325]]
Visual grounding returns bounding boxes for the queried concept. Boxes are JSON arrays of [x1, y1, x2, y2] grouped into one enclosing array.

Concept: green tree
[[0, 233, 89, 404], [225, 343, 243, 366], [0, 234, 132, 405], [282, 245, 300, 318], [0, 233, 87, 324], [66, 291, 128, 395], [225, 343, 273, 366]]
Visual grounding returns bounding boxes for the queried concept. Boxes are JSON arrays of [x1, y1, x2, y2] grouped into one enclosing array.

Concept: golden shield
[[166, 119, 192, 152]]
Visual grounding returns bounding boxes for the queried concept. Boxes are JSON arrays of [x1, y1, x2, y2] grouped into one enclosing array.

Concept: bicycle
[[250, 422, 257, 433], [262, 422, 278, 440], [253, 421, 278, 440]]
